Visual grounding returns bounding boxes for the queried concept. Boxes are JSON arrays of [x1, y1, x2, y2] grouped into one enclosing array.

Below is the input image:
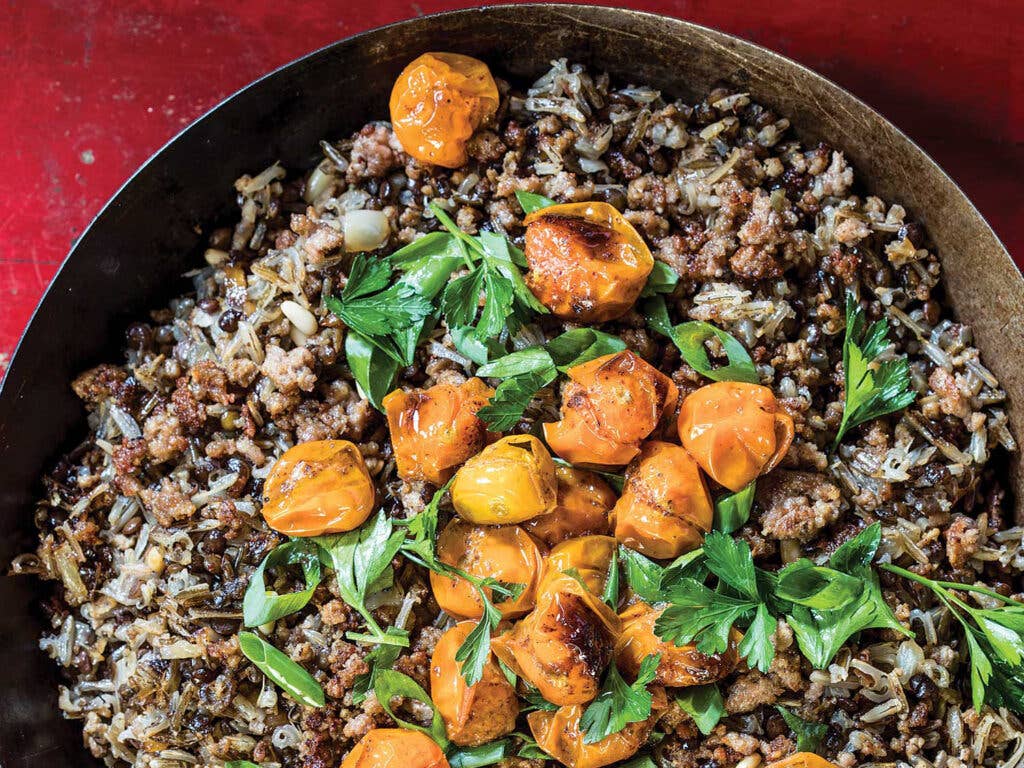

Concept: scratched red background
[[2, 0, 1022, 378]]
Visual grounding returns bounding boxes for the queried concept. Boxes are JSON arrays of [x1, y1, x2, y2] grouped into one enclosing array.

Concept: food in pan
[[14, 51, 1021, 768]]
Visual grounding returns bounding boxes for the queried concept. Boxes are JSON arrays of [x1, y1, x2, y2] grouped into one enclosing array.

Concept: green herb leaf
[[238, 631, 325, 708], [455, 588, 502, 686], [675, 684, 725, 735], [713, 482, 756, 534], [640, 261, 680, 297], [834, 292, 916, 446], [546, 328, 627, 371], [515, 190, 557, 214], [521, 686, 560, 713], [315, 511, 408, 646], [351, 634, 407, 705], [515, 731, 551, 758], [618, 546, 665, 604], [601, 546, 620, 609], [477, 368, 558, 431], [775, 559, 864, 611], [829, 523, 882, 571], [477, 347, 555, 379], [243, 540, 322, 627], [580, 654, 660, 744], [442, 270, 486, 329], [226, 762, 261, 768], [656, 579, 758, 656], [373, 668, 448, 748], [703, 532, 760, 601], [345, 329, 400, 411], [776, 706, 828, 752], [737, 603, 777, 673], [390, 232, 466, 299], [448, 740, 514, 768]]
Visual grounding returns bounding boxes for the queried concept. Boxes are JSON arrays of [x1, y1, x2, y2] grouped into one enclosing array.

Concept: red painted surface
[[2, 0, 1022, 376]]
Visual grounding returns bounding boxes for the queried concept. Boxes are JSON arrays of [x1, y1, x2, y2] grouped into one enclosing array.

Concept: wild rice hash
[[12, 56, 1022, 768]]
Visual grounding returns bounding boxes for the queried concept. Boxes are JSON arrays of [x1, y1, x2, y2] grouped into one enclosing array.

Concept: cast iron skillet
[[1, 5, 1020, 765]]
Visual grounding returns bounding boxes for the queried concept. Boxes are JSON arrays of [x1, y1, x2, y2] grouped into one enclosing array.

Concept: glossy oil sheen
[[0, 5, 1021, 764]]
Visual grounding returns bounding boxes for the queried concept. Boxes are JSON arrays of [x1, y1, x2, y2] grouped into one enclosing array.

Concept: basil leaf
[[448, 740, 513, 768], [345, 329, 399, 412], [547, 328, 627, 371], [515, 190, 557, 215], [713, 482, 755, 534], [640, 261, 679, 297], [238, 631, 325, 707], [675, 684, 724, 735], [373, 668, 448, 748], [243, 540, 322, 627]]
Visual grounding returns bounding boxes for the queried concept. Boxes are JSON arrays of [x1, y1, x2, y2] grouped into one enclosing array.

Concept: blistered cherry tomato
[[389, 52, 499, 168], [523, 202, 654, 323], [340, 728, 449, 768], [616, 602, 739, 687], [544, 351, 678, 467], [767, 754, 839, 768], [612, 441, 713, 559], [261, 440, 375, 536], [451, 435, 557, 525], [430, 519, 544, 620], [542, 535, 618, 597], [492, 572, 620, 706], [526, 686, 667, 768], [678, 381, 795, 492], [383, 378, 494, 486], [523, 466, 616, 546], [430, 621, 519, 746]]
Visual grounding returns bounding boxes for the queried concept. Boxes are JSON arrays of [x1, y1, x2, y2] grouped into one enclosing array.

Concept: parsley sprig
[[654, 525, 908, 672], [579, 654, 660, 743], [834, 292, 916, 446], [396, 483, 523, 686], [880, 562, 1024, 713]]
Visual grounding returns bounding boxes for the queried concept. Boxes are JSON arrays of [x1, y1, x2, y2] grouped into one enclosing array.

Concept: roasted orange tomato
[[542, 535, 618, 597], [492, 572, 621, 706], [389, 52, 499, 168], [383, 378, 494, 486], [678, 381, 795, 492], [430, 621, 519, 746], [616, 602, 739, 687], [527, 687, 667, 768], [767, 754, 839, 768], [523, 466, 616, 546], [451, 435, 557, 525], [544, 351, 678, 467], [523, 202, 654, 323], [613, 441, 713, 559], [430, 519, 544, 620], [340, 728, 449, 768], [261, 440, 375, 536]]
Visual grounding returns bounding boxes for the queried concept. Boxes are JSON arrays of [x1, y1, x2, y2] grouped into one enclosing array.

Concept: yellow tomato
[[544, 351, 678, 468], [451, 435, 557, 525], [678, 381, 795, 492], [612, 441, 713, 559], [491, 572, 620, 706], [767, 754, 839, 768], [523, 202, 654, 323], [542, 535, 618, 597], [616, 602, 739, 687], [430, 520, 544, 620], [383, 378, 494, 486], [430, 621, 519, 746], [340, 728, 449, 768], [389, 52, 499, 168], [260, 440, 375, 537], [523, 466, 616, 546], [526, 687, 667, 768]]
